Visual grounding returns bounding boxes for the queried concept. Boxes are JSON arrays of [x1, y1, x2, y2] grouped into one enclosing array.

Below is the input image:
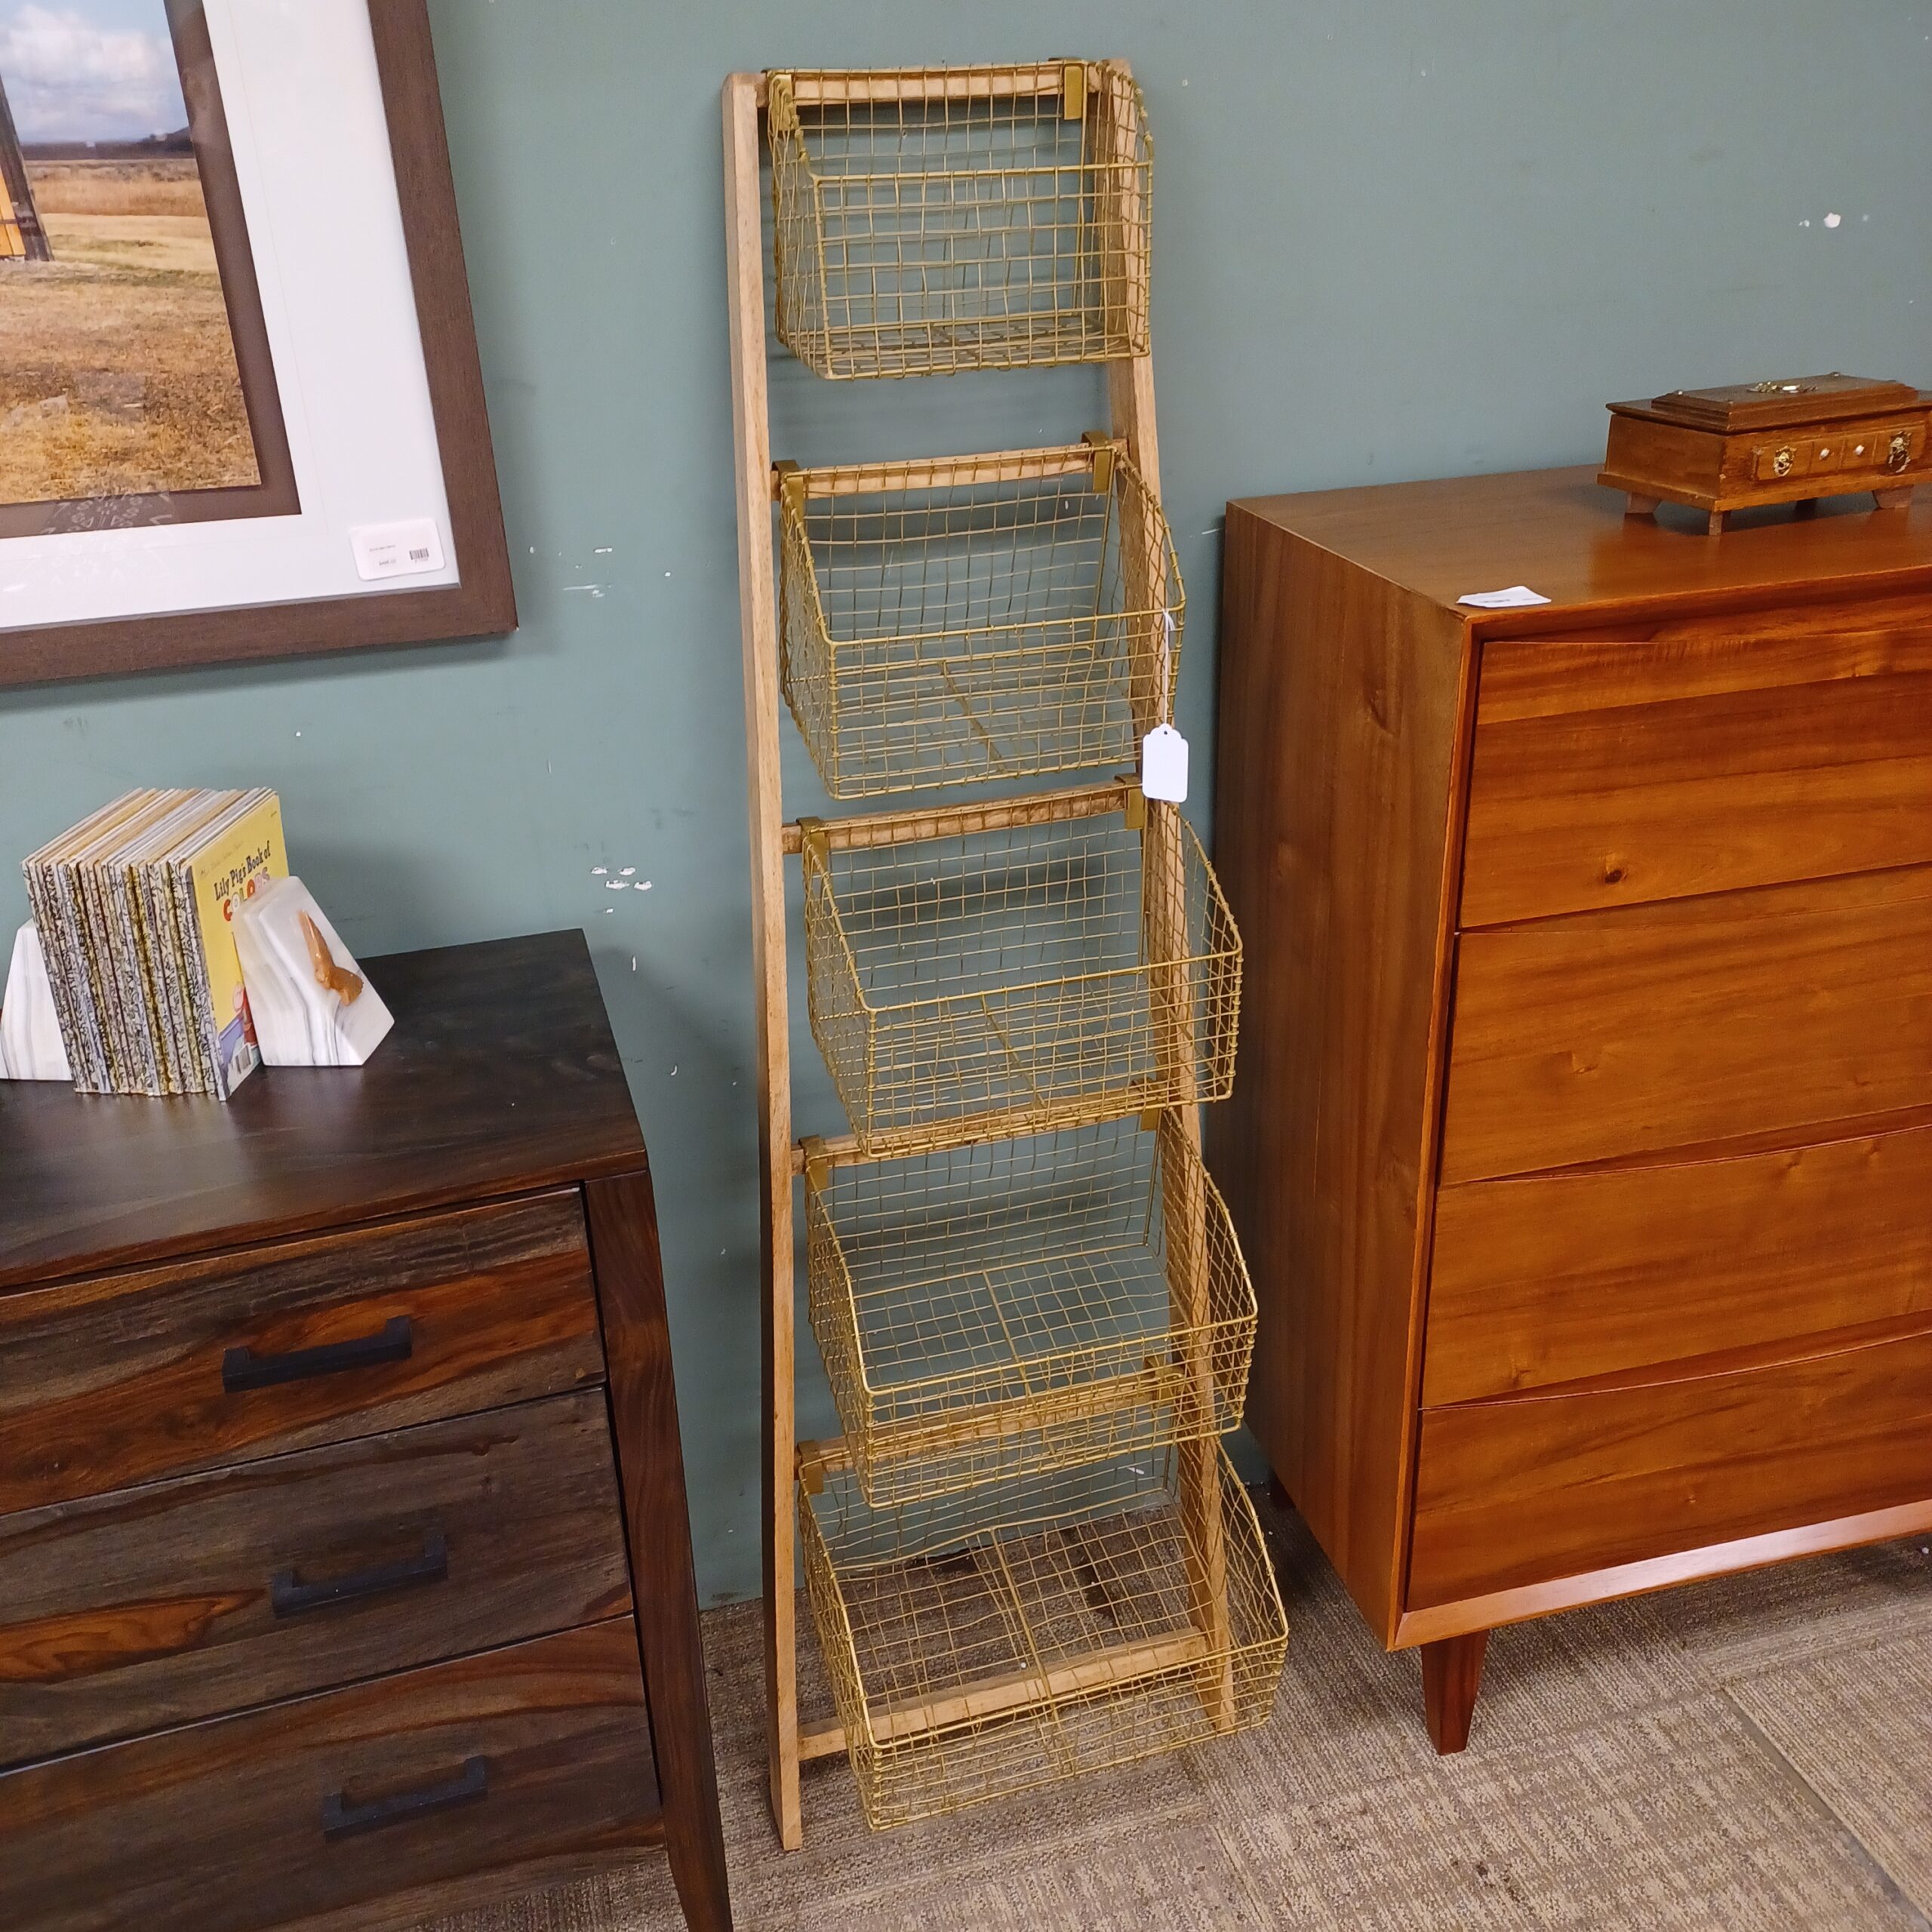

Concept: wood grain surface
[[0, 934, 645, 1294], [1208, 500, 1471, 1644], [1440, 863, 1932, 1183], [0, 1391, 630, 1767], [1464, 619, 1932, 924], [0, 1192, 603, 1515], [1408, 1320, 1932, 1609], [1426, 1118, 1932, 1404], [0, 1620, 660, 1932], [1230, 465, 1932, 623], [585, 1171, 731, 1932]]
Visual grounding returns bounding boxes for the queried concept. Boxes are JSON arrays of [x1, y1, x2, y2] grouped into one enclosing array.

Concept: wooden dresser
[[0, 932, 731, 1931], [1211, 468, 1932, 1752]]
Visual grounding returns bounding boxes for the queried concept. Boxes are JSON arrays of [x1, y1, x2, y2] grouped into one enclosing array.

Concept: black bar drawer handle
[[321, 1755, 488, 1842], [272, 1530, 449, 1620], [223, 1316, 412, 1394]]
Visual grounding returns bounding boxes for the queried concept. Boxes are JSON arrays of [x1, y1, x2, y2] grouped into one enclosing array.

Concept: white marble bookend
[[0, 922, 73, 1082], [232, 877, 393, 1068]]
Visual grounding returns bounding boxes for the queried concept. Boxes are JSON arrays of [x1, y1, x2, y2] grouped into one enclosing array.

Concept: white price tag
[[1141, 724, 1189, 804], [350, 518, 447, 583], [1457, 584, 1551, 609]]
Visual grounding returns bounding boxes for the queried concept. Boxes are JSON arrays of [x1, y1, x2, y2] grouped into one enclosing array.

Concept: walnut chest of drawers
[[1210, 469, 1932, 1752], [0, 932, 730, 1931]]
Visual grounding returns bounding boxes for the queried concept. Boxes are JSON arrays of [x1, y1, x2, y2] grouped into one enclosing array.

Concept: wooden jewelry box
[[1601, 373, 1930, 534]]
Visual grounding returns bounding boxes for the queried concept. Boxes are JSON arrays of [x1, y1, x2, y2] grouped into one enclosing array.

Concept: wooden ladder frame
[[722, 63, 1229, 1851]]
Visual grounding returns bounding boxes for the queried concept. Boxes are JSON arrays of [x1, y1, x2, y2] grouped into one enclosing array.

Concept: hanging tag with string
[[1140, 611, 1188, 803]]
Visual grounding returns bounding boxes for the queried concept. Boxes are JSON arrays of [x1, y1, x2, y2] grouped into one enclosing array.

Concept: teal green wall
[[4, 3, 1929, 1603]]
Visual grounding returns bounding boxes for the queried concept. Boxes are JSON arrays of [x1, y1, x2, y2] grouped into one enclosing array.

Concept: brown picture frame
[[0, 0, 516, 690]]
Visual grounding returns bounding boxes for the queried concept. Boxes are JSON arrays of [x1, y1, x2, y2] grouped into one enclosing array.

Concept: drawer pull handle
[[223, 1316, 413, 1393], [321, 1755, 488, 1842], [272, 1530, 449, 1619]]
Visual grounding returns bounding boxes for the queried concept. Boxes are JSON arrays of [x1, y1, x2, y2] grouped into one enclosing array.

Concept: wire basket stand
[[727, 57, 1278, 1850]]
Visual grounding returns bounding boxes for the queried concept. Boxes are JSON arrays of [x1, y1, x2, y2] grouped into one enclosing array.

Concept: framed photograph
[[0, 0, 515, 687]]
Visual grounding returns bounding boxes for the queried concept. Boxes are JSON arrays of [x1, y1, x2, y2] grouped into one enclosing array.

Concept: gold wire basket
[[807, 1115, 1254, 1506], [768, 63, 1152, 380], [800, 1442, 1287, 1829], [800, 789, 1241, 1157], [778, 441, 1183, 800]]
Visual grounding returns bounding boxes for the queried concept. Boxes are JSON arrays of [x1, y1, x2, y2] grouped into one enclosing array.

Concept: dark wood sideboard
[[1212, 467, 1932, 1752], [0, 931, 731, 1931]]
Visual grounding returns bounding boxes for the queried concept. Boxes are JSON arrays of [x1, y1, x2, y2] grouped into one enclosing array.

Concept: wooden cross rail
[[758, 63, 1098, 110], [783, 780, 1134, 858]]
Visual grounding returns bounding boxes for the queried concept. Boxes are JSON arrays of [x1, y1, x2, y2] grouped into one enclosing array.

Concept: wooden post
[[722, 71, 802, 1853], [1098, 70, 1235, 1727], [0, 72, 51, 263]]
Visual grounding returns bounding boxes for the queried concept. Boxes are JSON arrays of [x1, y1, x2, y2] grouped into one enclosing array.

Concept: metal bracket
[[1081, 429, 1115, 494], [795, 816, 829, 869], [800, 1137, 831, 1192], [1061, 61, 1088, 122]]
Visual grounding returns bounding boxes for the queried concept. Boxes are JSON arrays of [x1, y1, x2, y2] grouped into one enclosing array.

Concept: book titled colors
[[21, 789, 288, 1099]]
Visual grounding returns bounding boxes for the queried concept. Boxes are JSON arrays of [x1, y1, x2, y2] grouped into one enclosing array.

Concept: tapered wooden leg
[[1420, 1631, 1488, 1756], [1875, 486, 1916, 510], [1706, 509, 1727, 537], [1623, 492, 1660, 518]]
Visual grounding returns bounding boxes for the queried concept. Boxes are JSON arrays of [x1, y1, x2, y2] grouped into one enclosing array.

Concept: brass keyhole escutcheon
[[1772, 446, 1795, 478], [1887, 431, 1912, 473]]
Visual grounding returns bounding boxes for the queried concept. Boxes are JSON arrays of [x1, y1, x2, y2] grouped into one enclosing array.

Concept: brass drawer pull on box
[[223, 1315, 414, 1394], [272, 1529, 450, 1620], [321, 1753, 488, 1842]]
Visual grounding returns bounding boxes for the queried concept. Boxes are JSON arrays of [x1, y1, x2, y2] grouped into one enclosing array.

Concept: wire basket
[[768, 63, 1152, 380], [800, 1442, 1287, 1829], [808, 1115, 1254, 1506], [801, 792, 1241, 1156], [778, 441, 1183, 800]]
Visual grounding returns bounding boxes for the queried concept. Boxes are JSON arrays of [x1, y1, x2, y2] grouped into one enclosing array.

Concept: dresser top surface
[[0, 930, 645, 1291], [1231, 464, 1932, 623]]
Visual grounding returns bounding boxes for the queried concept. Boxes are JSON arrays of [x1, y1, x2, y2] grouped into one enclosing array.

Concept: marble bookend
[[232, 877, 393, 1068], [0, 922, 73, 1082]]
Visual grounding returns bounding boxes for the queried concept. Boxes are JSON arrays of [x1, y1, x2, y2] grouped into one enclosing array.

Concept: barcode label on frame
[[351, 519, 448, 583]]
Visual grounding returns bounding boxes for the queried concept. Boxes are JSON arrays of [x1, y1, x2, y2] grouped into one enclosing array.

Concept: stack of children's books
[[21, 790, 288, 1099]]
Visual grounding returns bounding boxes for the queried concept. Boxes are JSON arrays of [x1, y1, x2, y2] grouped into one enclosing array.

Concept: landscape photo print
[[0, 0, 294, 535]]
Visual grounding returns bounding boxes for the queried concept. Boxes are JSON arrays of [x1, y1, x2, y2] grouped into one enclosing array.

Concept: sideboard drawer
[[1425, 1121, 1932, 1404], [1440, 864, 1932, 1183], [1463, 610, 1932, 926], [0, 1618, 660, 1932], [0, 1192, 604, 1515], [0, 1390, 632, 1767], [1408, 1320, 1932, 1611]]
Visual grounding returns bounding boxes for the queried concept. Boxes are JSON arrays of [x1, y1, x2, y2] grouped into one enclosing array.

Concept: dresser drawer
[[0, 1192, 604, 1514], [1439, 863, 1932, 1183], [1463, 600, 1932, 927], [1425, 1121, 1932, 1405], [1408, 1320, 1932, 1611], [0, 1618, 658, 1932], [0, 1390, 631, 1767]]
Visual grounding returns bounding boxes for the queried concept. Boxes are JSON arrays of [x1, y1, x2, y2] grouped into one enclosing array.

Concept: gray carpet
[[429, 1492, 1932, 1930]]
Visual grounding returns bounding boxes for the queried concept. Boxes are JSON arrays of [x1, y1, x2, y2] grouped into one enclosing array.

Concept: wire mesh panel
[[808, 1115, 1254, 1505], [801, 1443, 1287, 1829], [779, 443, 1183, 799], [768, 63, 1152, 380], [801, 796, 1241, 1156]]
